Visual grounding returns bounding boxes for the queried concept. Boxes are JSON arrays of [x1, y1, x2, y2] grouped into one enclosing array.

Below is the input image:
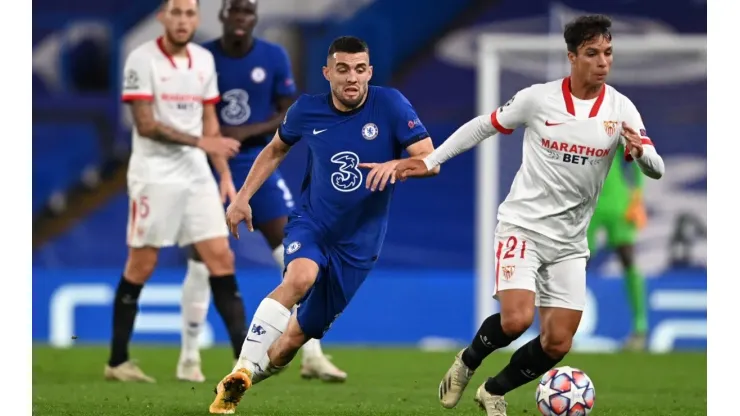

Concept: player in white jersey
[[395, 15, 664, 415], [105, 0, 249, 383]]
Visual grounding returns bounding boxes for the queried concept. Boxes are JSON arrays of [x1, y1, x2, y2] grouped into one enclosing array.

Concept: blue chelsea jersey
[[202, 38, 296, 147], [278, 86, 429, 267]]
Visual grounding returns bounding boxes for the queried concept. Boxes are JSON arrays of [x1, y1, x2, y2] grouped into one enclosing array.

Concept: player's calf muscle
[[539, 308, 582, 359]]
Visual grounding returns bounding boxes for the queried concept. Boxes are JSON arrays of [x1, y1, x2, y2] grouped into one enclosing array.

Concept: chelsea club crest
[[362, 123, 378, 140]]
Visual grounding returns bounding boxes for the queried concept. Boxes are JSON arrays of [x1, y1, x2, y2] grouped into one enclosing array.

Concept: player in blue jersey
[[177, 0, 346, 383], [208, 36, 440, 413]]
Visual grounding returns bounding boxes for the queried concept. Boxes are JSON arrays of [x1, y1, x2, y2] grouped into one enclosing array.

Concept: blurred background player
[[394, 15, 664, 415], [106, 0, 248, 383], [176, 0, 347, 383], [587, 142, 648, 351], [208, 36, 439, 413]]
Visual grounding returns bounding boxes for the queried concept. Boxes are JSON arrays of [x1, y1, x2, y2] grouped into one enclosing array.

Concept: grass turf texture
[[33, 346, 706, 415]]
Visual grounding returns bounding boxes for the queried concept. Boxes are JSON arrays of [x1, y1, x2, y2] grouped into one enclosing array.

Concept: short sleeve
[[490, 86, 537, 134], [122, 50, 153, 102], [203, 54, 220, 105], [387, 89, 429, 148], [278, 96, 304, 146], [272, 46, 297, 98], [621, 97, 654, 162]]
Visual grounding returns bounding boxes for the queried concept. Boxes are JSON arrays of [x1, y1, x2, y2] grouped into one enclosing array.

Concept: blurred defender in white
[[105, 0, 247, 383], [395, 15, 664, 416]]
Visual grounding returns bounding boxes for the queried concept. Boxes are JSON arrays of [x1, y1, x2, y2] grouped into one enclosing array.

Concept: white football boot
[[104, 360, 156, 383], [474, 383, 508, 416], [177, 359, 206, 383], [300, 355, 347, 382], [439, 349, 475, 408]]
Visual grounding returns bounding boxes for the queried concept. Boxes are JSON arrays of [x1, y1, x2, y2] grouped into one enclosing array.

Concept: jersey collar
[[156, 36, 192, 69], [561, 76, 605, 118]]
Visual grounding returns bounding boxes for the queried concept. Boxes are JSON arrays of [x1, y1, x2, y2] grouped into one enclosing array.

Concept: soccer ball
[[535, 366, 595, 416]]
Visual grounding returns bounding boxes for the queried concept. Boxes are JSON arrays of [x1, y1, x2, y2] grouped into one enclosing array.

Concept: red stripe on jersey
[[157, 36, 192, 69], [122, 94, 153, 102], [203, 96, 221, 105], [494, 242, 503, 295], [561, 77, 576, 116], [589, 86, 606, 117], [561, 77, 606, 117], [624, 137, 654, 162], [128, 199, 137, 245], [490, 110, 514, 135]]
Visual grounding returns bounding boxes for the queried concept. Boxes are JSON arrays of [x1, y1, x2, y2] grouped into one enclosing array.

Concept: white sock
[[233, 298, 291, 373], [272, 245, 285, 270], [180, 259, 211, 363], [302, 338, 324, 359], [272, 245, 325, 360]]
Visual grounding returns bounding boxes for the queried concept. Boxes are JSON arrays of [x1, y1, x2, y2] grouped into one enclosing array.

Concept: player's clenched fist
[[225, 195, 254, 239], [198, 135, 241, 158], [393, 158, 429, 181], [621, 122, 643, 159], [359, 160, 400, 192]]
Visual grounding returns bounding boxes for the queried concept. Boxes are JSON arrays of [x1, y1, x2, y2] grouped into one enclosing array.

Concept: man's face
[[221, 0, 258, 39], [569, 35, 612, 87], [323, 52, 373, 109], [159, 0, 199, 47]]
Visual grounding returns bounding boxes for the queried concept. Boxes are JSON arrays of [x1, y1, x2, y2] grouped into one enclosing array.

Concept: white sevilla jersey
[[491, 77, 653, 245], [122, 37, 221, 183]]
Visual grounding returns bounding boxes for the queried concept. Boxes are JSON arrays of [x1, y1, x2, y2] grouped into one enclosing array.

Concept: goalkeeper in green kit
[[587, 143, 649, 351]]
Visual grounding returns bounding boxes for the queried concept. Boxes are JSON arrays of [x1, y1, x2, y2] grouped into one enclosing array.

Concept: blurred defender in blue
[[178, 0, 347, 383]]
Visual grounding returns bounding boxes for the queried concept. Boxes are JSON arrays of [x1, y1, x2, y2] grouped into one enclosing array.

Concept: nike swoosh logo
[[245, 337, 261, 343], [545, 121, 564, 126], [313, 128, 327, 135]]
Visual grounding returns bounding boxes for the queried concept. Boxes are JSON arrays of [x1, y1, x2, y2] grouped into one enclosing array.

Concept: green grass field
[[32, 346, 706, 415]]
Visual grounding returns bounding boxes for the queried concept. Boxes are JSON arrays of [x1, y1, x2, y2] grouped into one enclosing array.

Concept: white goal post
[[474, 34, 707, 329]]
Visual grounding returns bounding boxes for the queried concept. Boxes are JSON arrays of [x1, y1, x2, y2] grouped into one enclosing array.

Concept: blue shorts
[[229, 148, 294, 226], [283, 217, 371, 339]]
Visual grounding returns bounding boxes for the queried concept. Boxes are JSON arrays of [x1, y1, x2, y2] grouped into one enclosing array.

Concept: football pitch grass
[[33, 346, 706, 415]]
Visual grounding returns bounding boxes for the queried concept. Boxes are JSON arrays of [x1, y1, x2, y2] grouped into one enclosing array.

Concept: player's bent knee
[[194, 237, 234, 275], [124, 247, 158, 284], [282, 259, 319, 297], [498, 289, 536, 337], [499, 311, 534, 338]]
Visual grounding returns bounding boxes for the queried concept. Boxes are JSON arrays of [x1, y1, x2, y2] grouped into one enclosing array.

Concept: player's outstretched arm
[[395, 115, 497, 180], [129, 100, 240, 158], [359, 137, 438, 192]]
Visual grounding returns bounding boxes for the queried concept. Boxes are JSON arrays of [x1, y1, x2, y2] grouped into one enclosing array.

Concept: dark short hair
[[327, 36, 369, 57], [563, 15, 612, 54]]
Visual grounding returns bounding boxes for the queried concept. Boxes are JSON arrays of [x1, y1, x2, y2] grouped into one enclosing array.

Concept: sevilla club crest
[[603, 121, 618, 136]]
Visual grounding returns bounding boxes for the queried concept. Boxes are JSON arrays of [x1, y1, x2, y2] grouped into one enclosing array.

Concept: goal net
[[474, 34, 707, 330]]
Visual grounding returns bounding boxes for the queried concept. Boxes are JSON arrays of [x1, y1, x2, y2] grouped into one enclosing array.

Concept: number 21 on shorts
[[497, 236, 527, 260]]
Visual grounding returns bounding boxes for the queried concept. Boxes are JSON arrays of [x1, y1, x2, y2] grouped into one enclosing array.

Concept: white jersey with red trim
[[122, 37, 221, 183], [490, 77, 654, 245]]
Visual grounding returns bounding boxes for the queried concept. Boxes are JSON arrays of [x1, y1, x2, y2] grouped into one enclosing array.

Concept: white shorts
[[492, 222, 589, 311], [126, 179, 228, 248]]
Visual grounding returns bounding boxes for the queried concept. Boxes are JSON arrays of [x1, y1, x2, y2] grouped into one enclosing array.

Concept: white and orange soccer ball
[[535, 366, 596, 416]]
